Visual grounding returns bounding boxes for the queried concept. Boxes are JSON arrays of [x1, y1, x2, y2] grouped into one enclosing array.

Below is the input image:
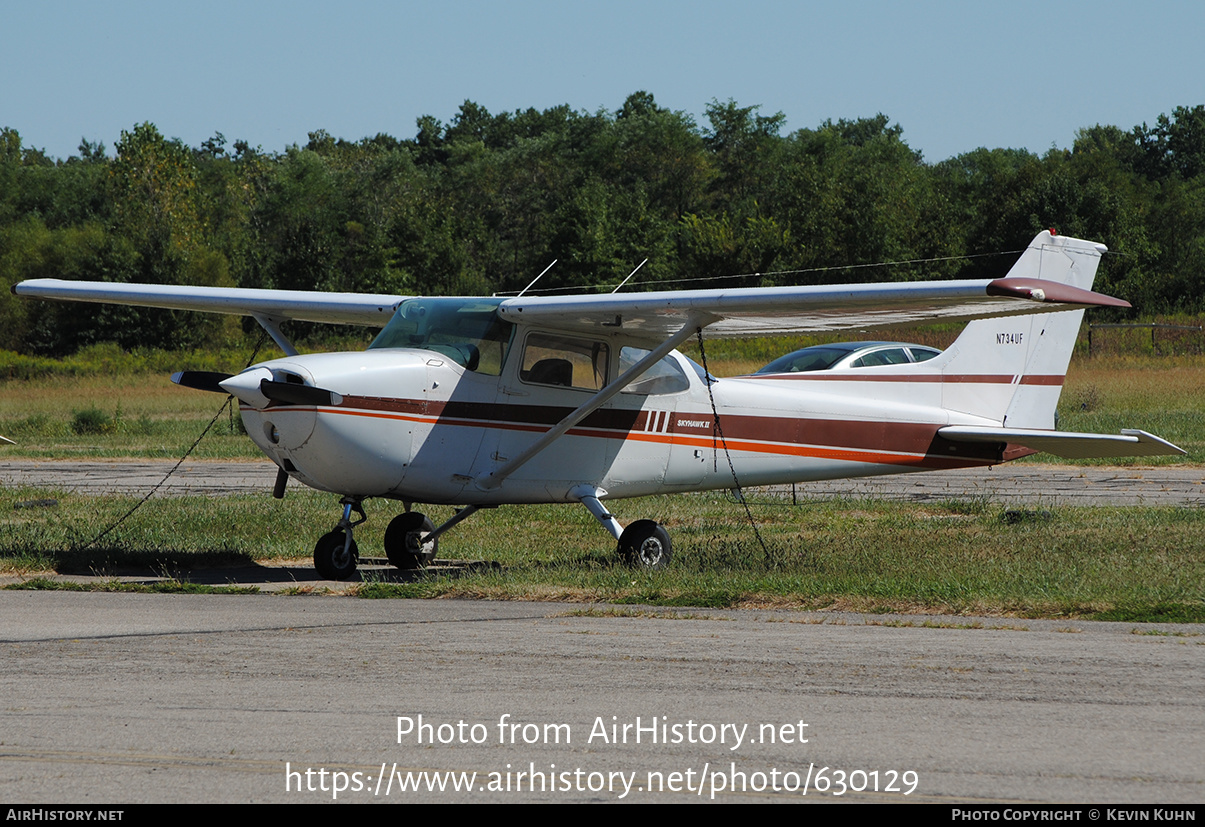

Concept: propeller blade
[[273, 466, 289, 499], [259, 380, 342, 407], [172, 370, 234, 394]]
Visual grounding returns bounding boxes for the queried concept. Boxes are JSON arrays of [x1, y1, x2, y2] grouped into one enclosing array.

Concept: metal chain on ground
[[76, 331, 271, 551], [695, 326, 777, 565]]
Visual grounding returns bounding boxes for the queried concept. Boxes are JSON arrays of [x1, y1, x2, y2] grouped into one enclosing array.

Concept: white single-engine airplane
[[14, 231, 1185, 578]]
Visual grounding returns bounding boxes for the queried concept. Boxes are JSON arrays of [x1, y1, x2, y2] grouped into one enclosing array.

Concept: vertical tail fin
[[940, 231, 1108, 428]]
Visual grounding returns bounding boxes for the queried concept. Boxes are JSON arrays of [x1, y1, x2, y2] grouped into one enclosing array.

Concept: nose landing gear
[[313, 496, 366, 580]]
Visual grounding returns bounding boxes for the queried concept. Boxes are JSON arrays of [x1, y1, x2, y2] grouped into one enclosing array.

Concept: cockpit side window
[[368, 298, 514, 375], [519, 332, 609, 391]]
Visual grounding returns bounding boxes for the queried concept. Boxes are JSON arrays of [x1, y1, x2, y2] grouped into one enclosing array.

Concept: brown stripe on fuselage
[[318, 394, 427, 416], [311, 393, 1005, 467], [332, 394, 645, 431], [696, 412, 1004, 464]]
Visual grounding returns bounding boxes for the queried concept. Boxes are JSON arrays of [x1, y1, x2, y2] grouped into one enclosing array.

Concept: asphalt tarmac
[[2, 459, 1203, 505], [1, 592, 1201, 804]]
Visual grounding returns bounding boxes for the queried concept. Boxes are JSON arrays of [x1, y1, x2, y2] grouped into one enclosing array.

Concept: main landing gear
[[383, 512, 436, 570], [616, 520, 672, 569], [311, 491, 671, 580], [574, 485, 672, 570]]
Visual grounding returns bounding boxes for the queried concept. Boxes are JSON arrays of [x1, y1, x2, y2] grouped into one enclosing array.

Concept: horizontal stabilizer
[[938, 426, 1186, 459]]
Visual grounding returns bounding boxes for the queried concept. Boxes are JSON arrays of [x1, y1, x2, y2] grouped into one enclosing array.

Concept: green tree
[[703, 98, 785, 207], [110, 122, 203, 277]]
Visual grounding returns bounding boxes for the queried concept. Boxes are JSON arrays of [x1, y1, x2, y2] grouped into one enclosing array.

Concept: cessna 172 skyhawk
[[13, 231, 1184, 578]]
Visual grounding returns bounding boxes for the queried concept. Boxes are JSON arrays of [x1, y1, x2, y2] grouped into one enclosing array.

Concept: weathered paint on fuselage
[[236, 325, 1029, 507]]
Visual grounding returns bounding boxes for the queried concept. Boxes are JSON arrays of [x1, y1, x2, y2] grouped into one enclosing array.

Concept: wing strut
[[252, 313, 299, 357], [474, 311, 717, 490]]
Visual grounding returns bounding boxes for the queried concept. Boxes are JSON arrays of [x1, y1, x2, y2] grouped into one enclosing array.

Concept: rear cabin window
[[619, 347, 690, 395]]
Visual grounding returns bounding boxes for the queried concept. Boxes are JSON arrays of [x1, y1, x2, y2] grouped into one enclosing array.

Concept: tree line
[[2, 92, 1203, 355]]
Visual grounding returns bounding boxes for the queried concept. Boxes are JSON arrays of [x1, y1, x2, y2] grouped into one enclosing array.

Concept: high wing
[[10, 280, 404, 326], [498, 232, 1121, 338], [13, 232, 1125, 338], [495, 274, 1123, 339]]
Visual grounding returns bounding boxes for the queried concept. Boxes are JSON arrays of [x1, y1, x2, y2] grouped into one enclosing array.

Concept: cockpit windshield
[[368, 297, 514, 375]]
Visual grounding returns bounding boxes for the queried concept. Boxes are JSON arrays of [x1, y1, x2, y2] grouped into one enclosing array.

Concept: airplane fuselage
[[238, 337, 1016, 507]]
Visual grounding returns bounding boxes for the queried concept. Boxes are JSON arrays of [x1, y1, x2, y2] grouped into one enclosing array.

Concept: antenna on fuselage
[[516, 260, 557, 298], [611, 258, 648, 293]]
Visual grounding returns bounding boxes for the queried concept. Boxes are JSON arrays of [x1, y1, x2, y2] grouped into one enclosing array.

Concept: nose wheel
[[313, 530, 359, 580], [313, 497, 366, 580]]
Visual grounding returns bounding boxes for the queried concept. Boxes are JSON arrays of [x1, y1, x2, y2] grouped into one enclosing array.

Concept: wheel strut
[[572, 484, 623, 540], [313, 496, 368, 580], [337, 496, 367, 553], [571, 484, 672, 568]]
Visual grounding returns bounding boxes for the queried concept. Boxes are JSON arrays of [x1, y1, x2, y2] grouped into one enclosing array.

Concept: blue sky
[[3, 0, 1201, 163]]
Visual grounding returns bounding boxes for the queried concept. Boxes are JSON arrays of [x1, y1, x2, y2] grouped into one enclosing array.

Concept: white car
[[754, 341, 943, 374]]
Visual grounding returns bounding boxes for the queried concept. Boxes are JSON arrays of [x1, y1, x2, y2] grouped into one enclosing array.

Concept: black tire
[[384, 512, 437, 569], [618, 520, 672, 569], [313, 530, 359, 580]]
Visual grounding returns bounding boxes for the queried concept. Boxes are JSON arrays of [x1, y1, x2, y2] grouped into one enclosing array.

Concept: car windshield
[[755, 345, 860, 374], [368, 297, 514, 375]]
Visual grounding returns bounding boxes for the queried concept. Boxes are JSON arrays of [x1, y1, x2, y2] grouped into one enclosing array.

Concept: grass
[[1048, 355, 1205, 464], [0, 370, 255, 459], [2, 486, 1202, 621], [6, 577, 259, 595]]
